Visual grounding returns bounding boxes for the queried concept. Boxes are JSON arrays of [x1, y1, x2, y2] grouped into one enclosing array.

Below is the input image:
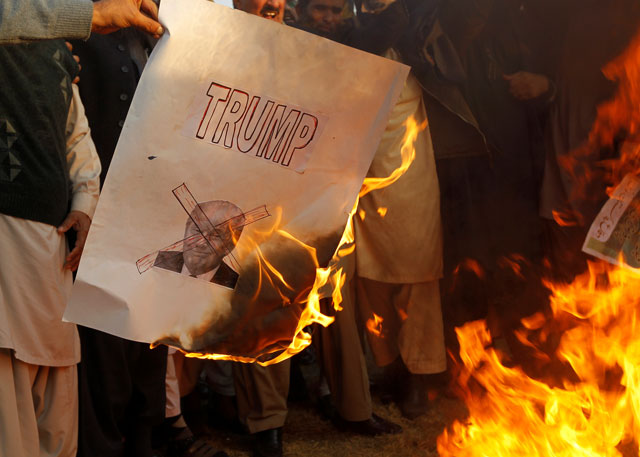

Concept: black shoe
[[252, 427, 283, 457], [399, 374, 429, 420], [333, 413, 402, 436], [316, 394, 337, 422], [207, 392, 243, 433], [375, 357, 409, 405]]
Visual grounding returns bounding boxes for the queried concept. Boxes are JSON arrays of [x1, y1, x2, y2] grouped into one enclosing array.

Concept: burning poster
[[583, 171, 640, 272], [63, 0, 408, 363]]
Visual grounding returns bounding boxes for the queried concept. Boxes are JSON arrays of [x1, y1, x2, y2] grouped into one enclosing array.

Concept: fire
[[497, 255, 527, 279], [560, 25, 640, 208], [178, 115, 424, 365], [366, 313, 384, 338], [359, 116, 425, 197], [553, 209, 579, 227], [592, 30, 640, 171], [439, 262, 640, 457], [452, 258, 485, 279], [438, 24, 640, 455]]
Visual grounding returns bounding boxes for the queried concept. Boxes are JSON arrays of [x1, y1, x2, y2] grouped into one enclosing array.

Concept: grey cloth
[[0, 0, 93, 44]]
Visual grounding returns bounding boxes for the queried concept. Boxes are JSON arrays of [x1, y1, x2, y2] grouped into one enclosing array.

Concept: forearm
[[66, 85, 101, 219], [0, 0, 93, 44]]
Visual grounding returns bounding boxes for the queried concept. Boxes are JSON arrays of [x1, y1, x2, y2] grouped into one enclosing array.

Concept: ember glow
[[553, 209, 580, 227], [452, 258, 485, 279], [179, 115, 424, 365]]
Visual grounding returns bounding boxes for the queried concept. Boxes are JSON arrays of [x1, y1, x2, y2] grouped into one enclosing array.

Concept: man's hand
[[92, 0, 163, 37], [503, 71, 550, 101], [65, 42, 81, 84], [57, 211, 92, 271]]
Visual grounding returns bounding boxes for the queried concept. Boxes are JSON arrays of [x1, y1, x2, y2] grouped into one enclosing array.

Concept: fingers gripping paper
[[64, 0, 408, 362]]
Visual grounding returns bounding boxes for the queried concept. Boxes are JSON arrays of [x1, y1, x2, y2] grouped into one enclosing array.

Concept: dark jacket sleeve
[[337, 0, 411, 56]]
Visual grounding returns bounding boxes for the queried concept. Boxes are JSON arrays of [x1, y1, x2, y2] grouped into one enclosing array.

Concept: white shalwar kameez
[[0, 86, 100, 457]]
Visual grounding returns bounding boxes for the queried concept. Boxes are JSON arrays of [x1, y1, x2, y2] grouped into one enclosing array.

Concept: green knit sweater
[[0, 40, 80, 227]]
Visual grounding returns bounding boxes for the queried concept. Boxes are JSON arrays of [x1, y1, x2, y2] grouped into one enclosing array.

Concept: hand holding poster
[[64, 0, 408, 363]]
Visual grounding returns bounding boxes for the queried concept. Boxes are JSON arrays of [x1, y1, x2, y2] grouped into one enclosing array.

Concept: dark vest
[[0, 40, 79, 227]]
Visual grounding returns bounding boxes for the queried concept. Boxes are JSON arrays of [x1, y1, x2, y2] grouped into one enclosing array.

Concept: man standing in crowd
[[0, 40, 101, 457], [71, 27, 175, 457], [352, 60, 447, 420], [227, 1, 446, 455], [295, 0, 345, 36], [297, 0, 447, 419]]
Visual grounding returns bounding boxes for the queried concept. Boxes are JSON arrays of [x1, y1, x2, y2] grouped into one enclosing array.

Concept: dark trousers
[[77, 327, 167, 457]]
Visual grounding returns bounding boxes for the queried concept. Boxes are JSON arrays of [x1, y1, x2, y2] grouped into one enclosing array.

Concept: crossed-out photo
[[136, 183, 270, 289]]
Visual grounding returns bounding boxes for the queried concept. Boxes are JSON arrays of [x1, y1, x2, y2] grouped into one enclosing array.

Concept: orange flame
[[176, 116, 424, 365], [560, 26, 640, 209], [438, 260, 640, 456], [359, 116, 425, 197], [439, 25, 640, 456], [453, 258, 486, 279], [593, 31, 640, 198], [366, 313, 384, 338], [497, 255, 528, 279], [553, 209, 579, 227], [592, 30, 640, 157]]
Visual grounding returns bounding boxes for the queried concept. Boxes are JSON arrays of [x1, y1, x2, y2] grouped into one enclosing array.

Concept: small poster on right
[[583, 173, 640, 271]]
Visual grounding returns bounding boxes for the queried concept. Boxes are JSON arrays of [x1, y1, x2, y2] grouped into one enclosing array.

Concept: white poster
[[64, 0, 408, 361]]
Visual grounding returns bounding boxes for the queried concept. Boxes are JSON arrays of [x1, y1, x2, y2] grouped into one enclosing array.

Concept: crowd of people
[[1, 0, 639, 456]]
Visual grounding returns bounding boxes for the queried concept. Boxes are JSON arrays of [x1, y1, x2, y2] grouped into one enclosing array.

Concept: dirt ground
[[194, 363, 640, 457], [200, 392, 639, 457], [202, 392, 468, 457]]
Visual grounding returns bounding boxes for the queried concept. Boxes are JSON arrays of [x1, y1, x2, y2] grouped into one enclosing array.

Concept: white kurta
[[355, 71, 443, 284], [0, 86, 100, 367]]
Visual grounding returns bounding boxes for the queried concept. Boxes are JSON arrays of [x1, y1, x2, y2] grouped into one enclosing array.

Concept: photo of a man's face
[[182, 200, 245, 276], [135, 183, 270, 290], [153, 200, 245, 289]]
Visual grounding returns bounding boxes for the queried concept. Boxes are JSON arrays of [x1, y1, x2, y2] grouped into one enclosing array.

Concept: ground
[[196, 368, 640, 457], [203, 392, 468, 457]]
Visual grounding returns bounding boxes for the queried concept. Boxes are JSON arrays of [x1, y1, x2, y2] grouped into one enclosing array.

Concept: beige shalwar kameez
[[353, 69, 446, 375]]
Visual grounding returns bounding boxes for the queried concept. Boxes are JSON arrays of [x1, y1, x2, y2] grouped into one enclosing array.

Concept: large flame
[[438, 24, 640, 457], [178, 115, 423, 365], [438, 261, 640, 457], [591, 29, 640, 187], [560, 24, 640, 208]]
